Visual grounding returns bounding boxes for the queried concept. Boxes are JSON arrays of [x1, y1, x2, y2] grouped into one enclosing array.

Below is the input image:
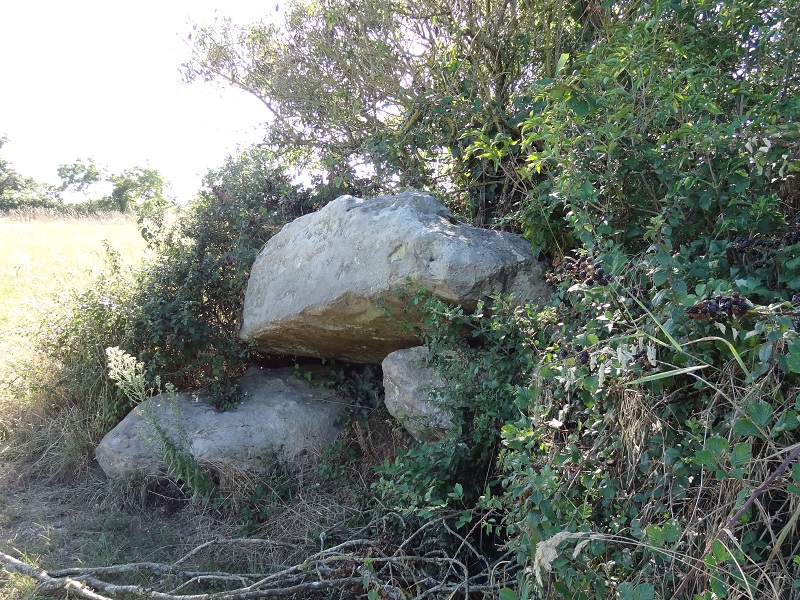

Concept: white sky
[[0, 1, 280, 201]]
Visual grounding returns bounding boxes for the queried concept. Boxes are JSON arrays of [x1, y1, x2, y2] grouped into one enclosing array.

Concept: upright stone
[[240, 190, 550, 363], [382, 346, 453, 441]]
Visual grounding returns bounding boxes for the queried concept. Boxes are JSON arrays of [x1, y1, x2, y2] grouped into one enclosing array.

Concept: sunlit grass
[[0, 213, 150, 596], [0, 214, 146, 415]]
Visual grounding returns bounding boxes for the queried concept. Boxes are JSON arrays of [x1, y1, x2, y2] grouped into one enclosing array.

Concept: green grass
[[0, 213, 151, 597], [0, 214, 146, 408]]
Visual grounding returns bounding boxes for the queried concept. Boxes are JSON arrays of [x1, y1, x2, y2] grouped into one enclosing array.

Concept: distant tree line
[[0, 138, 168, 223]]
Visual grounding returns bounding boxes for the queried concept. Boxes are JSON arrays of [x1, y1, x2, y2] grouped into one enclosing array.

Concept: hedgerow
[[372, 0, 800, 597]]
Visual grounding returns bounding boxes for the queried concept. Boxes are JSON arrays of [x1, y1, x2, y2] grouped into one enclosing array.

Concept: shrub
[[125, 147, 316, 410], [38, 245, 138, 434], [31, 146, 315, 451]]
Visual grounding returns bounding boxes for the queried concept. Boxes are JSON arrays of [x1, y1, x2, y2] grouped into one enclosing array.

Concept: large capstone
[[240, 190, 549, 363], [95, 368, 344, 478]]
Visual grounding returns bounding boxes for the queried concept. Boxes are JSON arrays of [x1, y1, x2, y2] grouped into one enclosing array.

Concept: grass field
[[0, 214, 152, 597], [0, 212, 368, 599], [0, 213, 146, 408]]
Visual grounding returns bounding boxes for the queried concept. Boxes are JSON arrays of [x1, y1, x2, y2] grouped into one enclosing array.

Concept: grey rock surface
[[95, 368, 345, 478], [382, 346, 453, 441], [240, 190, 550, 363]]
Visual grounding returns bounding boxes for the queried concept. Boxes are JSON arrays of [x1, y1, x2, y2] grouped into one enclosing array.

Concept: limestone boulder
[[382, 346, 453, 441], [95, 368, 344, 478], [240, 190, 550, 363]]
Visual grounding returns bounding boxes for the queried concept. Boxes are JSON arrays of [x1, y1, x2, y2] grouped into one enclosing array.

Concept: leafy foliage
[[38, 245, 139, 434], [12, 0, 800, 597], [0, 136, 62, 211], [36, 146, 314, 434], [369, 0, 800, 597], [127, 147, 315, 409], [183, 0, 599, 216]]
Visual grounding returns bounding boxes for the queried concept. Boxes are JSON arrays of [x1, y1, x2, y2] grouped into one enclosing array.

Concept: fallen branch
[[0, 551, 114, 600], [1, 518, 517, 599]]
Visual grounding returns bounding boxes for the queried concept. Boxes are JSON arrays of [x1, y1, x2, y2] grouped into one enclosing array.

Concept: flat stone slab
[[96, 368, 345, 478]]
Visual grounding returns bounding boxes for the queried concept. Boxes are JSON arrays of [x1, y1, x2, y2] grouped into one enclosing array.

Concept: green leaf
[[746, 401, 774, 428], [567, 97, 590, 116], [618, 582, 655, 600], [733, 417, 763, 438], [785, 339, 800, 374], [652, 269, 668, 287], [662, 519, 682, 543], [450, 483, 464, 500], [712, 539, 730, 563], [646, 524, 665, 548], [498, 588, 519, 600], [555, 53, 570, 76], [730, 443, 752, 468], [694, 449, 717, 469], [706, 436, 729, 456]]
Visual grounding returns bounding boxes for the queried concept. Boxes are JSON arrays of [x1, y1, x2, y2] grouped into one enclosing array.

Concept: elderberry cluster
[[685, 292, 752, 322], [546, 255, 611, 287]]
